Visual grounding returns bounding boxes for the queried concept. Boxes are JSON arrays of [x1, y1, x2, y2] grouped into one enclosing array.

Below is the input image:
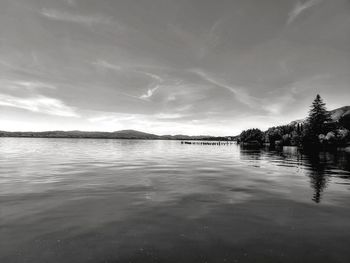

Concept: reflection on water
[[306, 152, 329, 203], [1, 138, 350, 263], [239, 146, 350, 203]]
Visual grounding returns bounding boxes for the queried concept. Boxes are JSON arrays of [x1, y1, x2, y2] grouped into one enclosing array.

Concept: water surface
[[1, 138, 350, 262]]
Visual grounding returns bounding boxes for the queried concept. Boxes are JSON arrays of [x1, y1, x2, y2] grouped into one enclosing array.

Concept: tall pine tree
[[304, 94, 331, 144]]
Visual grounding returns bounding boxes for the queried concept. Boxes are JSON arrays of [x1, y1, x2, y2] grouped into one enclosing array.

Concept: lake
[[1, 138, 350, 263]]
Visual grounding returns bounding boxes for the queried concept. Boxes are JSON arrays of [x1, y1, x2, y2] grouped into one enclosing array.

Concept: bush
[[339, 115, 350, 130], [239, 129, 264, 144]]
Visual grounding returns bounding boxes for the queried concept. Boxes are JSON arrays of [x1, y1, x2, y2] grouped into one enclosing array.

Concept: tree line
[[238, 95, 350, 148]]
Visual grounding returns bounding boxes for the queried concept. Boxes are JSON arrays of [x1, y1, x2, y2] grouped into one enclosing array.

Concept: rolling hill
[[289, 106, 350, 126], [0, 129, 227, 140]]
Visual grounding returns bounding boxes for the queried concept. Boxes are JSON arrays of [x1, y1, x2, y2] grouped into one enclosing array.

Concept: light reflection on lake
[[1, 138, 350, 262]]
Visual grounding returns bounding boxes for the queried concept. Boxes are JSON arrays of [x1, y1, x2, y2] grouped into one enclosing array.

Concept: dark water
[[1, 138, 350, 263]]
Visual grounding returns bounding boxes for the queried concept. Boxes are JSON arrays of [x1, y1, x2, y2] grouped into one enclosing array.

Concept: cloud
[[92, 60, 122, 71], [88, 114, 135, 123], [92, 60, 164, 100], [0, 79, 56, 90], [0, 93, 79, 117], [261, 95, 296, 115], [89, 112, 184, 125], [140, 86, 159, 100], [93, 60, 163, 82], [154, 113, 184, 119], [287, 0, 322, 25], [140, 71, 162, 83], [191, 69, 259, 108], [65, 0, 76, 6], [40, 8, 112, 25]]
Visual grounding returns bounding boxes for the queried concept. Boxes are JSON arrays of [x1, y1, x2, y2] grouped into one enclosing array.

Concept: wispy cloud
[[140, 71, 162, 83], [0, 79, 56, 90], [191, 69, 259, 108], [40, 8, 112, 25], [0, 93, 79, 117], [261, 95, 296, 115], [93, 60, 163, 101], [204, 19, 222, 49], [140, 86, 159, 100], [287, 0, 322, 25], [92, 60, 122, 71], [93, 60, 163, 83], [138, 71, 163, 100], [65, 0, 76, 6]]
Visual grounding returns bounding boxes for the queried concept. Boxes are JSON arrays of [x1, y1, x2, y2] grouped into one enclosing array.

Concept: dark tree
[[296, 123, 302, 134], [339, 114, 350, 130], [239, 128, 264, 144], [265, 127, 282, 145], [307, 94, 331, 134], [305, 152, 330, 203], [303, 95, 331, 145]]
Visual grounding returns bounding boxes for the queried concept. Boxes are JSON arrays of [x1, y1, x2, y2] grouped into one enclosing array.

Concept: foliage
[[264, 124, 304, 146], [265, 127, 282, 144], [239, 128, 264, 144], [318, 129, 349, 146], [307, 94, 331, 136], [238, 95, 349, 148], [339, 114, 350, 130]]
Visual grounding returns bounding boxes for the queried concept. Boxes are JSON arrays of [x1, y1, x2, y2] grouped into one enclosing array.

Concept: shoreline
[[0, 135, 231, 141]]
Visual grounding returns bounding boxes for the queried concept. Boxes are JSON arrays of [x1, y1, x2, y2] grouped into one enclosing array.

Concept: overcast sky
[[0, 0, 349, 135]]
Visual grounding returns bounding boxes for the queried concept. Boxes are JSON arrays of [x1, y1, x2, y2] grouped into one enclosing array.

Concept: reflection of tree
[[274, 148, 329, 203], [239, 145, 263, 162], [334, 152, 350, 173], [303, 152, 330, 203], [239, 145, 350, 203], [305, 151, 350, 203]]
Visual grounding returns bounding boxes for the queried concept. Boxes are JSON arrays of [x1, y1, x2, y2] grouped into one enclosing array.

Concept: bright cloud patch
[[0, 93, 79, 117], [287, 0, 323, 24], [140, 87, 159, 100], [40, 8, 112, 25], [0, 79, 56, 90]]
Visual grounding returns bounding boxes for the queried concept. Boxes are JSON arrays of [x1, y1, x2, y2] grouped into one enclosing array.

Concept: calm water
[[1, 138, 350, 263]]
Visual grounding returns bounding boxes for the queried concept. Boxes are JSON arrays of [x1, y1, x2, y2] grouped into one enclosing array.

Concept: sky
[[0, 0, 350, 136]]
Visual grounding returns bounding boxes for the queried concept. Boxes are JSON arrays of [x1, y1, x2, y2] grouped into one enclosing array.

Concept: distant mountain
[[289, 106, 350, 126], [0, 129, 229, 141], [111, 130, 159, 139], [329, 106, 350, 121], [0, 129, 159, 139]]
